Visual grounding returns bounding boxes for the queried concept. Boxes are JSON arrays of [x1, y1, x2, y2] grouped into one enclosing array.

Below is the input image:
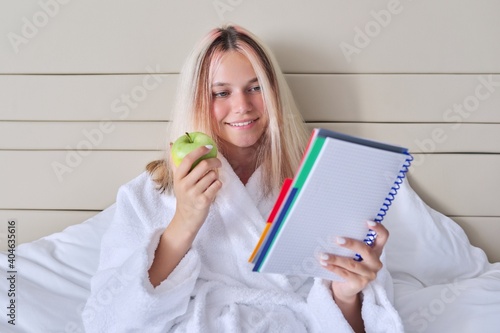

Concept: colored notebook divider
[[252, 131, 327, 271], [252, 187, 298, 271], [296, 127, 320, 172], [249, 129, 322, 265], [249, 178, 293, 263]]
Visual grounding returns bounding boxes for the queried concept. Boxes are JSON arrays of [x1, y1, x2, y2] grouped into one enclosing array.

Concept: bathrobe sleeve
[[82, 173, 201, 333]]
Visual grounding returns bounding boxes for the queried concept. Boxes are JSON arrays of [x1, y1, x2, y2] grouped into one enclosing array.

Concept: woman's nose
[[232, 92, 252, 113]]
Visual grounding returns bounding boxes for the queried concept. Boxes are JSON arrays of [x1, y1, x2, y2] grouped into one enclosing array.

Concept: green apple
[[171, 132, 217, 168]]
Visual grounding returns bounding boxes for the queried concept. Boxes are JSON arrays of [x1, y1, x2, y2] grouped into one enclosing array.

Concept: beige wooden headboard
[[1, 1, 499, 262]]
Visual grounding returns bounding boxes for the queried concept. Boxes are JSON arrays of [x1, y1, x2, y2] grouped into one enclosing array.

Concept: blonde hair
[[147, 25, 310, 195]]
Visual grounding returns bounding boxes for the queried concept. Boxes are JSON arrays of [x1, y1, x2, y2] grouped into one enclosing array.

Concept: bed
[[1, 1, 500, 332]]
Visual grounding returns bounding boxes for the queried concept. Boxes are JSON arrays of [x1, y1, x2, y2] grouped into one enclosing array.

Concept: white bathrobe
[[82, 156, 404, 333]]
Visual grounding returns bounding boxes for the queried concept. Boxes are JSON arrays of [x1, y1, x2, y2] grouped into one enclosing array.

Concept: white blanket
[[82, 156, 403, 333]]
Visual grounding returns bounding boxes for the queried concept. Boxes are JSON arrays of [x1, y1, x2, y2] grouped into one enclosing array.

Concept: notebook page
[[259, 136, 409, 281]]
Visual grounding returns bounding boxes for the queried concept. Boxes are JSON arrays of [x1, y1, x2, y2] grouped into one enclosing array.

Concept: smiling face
[[210, 51, 268, 151]]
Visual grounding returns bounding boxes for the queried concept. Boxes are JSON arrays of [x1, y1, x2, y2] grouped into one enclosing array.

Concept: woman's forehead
[[210, 51, 257, 84]]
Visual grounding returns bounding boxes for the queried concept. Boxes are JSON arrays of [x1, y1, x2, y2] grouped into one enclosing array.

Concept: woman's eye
[[249, 86, 261, 92], [213, 91, 229, 98]]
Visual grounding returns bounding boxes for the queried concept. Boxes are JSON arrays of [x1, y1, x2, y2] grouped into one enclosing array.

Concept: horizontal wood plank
[[2, 121, 500, 154], [2, 74, 500, 122], [0, 121, 170, 150], [0, 0, 215, 74], [0, 210, 99, 251], [0, 74, 175, 121], [309, 123, 500, 153], [1, 1, 500, 73], [408, 154, 500, 217], [0, 151, 498, 217], [289, 74, 500, 122], [0, 151, 163, 210]]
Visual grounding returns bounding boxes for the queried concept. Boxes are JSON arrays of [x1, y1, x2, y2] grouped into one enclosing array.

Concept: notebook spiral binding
[[354, 153, 414, 262], [371, 153, 414, 226]]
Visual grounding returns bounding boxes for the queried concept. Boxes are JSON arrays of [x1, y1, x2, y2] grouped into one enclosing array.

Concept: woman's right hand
[[171, 145, 222, 234], [149, 146, 221, 287]]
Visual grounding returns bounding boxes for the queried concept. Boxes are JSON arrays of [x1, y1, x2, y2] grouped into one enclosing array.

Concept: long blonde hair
[[146, 25, 309, 195]]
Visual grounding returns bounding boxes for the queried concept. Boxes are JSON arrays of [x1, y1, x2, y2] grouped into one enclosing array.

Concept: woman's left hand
[[319, 220, 389, 303]]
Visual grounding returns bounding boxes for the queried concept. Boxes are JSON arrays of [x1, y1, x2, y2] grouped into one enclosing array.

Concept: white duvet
[[0, 167, 499, 332]]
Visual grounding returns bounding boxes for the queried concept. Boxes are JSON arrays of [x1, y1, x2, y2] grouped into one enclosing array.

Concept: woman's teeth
[[228, 120, 254, 127]]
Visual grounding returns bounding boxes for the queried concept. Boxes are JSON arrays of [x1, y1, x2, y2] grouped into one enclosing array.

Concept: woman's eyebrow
[[212, 77, 259, 87]]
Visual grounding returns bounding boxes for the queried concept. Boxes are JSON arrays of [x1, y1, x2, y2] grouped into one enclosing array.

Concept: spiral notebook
[[249, 128, 413, 281]]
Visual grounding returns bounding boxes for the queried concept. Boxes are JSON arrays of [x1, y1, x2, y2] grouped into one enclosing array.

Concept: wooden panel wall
[[0, 1, 499, 262]]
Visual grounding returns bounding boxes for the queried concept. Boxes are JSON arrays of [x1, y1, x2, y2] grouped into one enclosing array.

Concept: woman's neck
[[221, 142, 258, 185]]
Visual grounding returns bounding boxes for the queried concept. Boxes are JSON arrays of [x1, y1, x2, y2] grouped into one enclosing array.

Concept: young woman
[[83, 25, 403, 333]]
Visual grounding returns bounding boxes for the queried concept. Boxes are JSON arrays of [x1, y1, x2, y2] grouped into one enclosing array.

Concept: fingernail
[[320, 253, 329, 261], [367, 220, 377, 227], [336, 237, 346, 245], [205, 144, 213, 150], [319, 260, 328, 267]]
